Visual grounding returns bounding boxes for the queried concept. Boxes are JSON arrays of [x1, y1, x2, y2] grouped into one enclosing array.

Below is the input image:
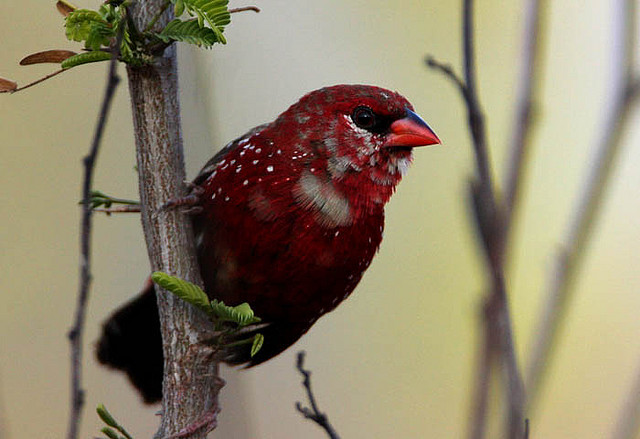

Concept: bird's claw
[[160, 185, 205, 214]]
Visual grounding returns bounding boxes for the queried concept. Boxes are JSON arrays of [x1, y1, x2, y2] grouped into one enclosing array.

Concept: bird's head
[[272, 85, 440, 214]]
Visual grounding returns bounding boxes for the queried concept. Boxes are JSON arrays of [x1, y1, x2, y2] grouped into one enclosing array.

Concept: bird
[[96, 84, 440, 403]]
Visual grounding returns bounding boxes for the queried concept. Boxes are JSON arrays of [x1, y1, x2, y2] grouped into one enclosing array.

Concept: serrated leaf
[[210, 300, 261, 326], [0, 77, 18, 93], [151, 272, 211, 313], [96, 404, 118, 428], [155, 19, 222, 48], [170, 0, 230, 44], [65, 9, 114, 50], [65, 10, 106, 41], [251, 333, 264, 357], [20, 50, 77, 65], [61, 51, 112, 69]]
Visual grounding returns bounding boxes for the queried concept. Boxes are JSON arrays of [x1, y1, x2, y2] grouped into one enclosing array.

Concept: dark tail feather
[[97, 283, 313, 400], [96, 282, 163, 403]]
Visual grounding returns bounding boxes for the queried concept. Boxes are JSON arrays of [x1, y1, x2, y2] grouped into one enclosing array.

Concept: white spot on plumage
[[253, 160, 259, 165], [267, 165, 274, 172], [224, 196, 230, 201], [243, 180, 249, 186], [256, 148, 262, 154]]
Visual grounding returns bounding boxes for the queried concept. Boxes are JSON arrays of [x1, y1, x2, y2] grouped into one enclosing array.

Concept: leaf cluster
[[151, 271, 264, 358], [1, 0, 244, 92], [62, 0, 230, 69]]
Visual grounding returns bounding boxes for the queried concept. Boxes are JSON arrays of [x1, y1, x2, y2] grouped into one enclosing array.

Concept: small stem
[[9, 69, 66, 94], [525, 0, 639, 408], [229, 6, 261, 14], [295, 352, 340, 439], [94, 205, 141, 214], [502, 0, 548, 241], [67, 30, 122, 439]]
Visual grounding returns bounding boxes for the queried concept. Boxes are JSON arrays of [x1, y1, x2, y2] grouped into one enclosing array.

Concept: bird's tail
[[96, 280, 163, 403], [97, 282, 314, 402]]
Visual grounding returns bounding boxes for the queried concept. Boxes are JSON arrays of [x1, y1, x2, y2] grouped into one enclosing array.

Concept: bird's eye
[[351, 106, 376, 130]]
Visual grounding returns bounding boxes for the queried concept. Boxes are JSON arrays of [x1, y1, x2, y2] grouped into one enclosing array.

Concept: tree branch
[[428, 1, 526, 437], [502, 0, 548, 235], [67, 32, 122, 439], [611, 352, 640, 439], [525, 0, 639, 409], [295, 352, 340, 439], [125, 2, 222, 438]]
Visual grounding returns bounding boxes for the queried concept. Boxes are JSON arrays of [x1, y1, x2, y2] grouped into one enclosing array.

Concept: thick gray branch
[[126, 2, 221, 438]]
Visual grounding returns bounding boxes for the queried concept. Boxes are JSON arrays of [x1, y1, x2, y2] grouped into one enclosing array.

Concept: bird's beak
[[384, 108, 441, 148]]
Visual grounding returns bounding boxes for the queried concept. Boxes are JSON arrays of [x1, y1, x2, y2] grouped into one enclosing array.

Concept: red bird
[[97, 84, 440, 402]]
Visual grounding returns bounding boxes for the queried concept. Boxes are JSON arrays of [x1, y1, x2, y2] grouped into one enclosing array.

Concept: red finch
[[97, 84, 440, 402]]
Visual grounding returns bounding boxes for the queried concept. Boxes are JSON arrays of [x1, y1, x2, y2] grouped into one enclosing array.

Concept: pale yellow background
[[1, 1, 640, 438]]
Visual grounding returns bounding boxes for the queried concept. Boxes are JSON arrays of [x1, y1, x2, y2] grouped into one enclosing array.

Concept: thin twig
[[428, 1, 526, 437], [66, 33, 122, 439], [611, 353, 640, 439], [295, 352, 340, 439], [229, 6, 261, 14], [502, 0, 547, 238], [94, 205, 141, 214], [462, 0, 492, 192], [467, 310, 495, 439], [8, 69, 66, 94], [525, 0, 639, 408]]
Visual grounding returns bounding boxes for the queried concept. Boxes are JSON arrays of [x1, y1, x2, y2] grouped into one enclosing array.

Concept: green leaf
[[96, 403, 118, 428], [155, 19, 222, 48], [61, 51, 112, 69], [100, 427, 121, 439], [65, 9, 114, 50], [250, 333, 264, 357], [170, 0, 230, 44], [174, 0, 185, 17], [210, 300, 261, 326], [151, 272, 211, 313]]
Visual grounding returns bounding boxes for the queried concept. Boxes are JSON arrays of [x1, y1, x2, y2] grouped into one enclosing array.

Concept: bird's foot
[[160, 182, 205, 214]]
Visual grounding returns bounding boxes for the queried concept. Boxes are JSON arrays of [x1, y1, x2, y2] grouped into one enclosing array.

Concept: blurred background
[[1, 0, 639, 437]]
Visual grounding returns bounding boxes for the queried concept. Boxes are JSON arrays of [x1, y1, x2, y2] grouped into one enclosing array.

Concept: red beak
[[384, 108, 440, 148]]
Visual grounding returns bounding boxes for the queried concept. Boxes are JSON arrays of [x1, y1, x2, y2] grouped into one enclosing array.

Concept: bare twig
[[295, 352, 340, 439], [462, 0, 492, 192], [525, 0, 639, 408], [94, 205, 141, 214], [467, 310, 496, 439], [502, 0, 548, 238], [611, 354, 640, 439], [67, 32, 122, 439], [229, 6, 261, 14], [428, 1, 526, 437], [5, 69, 66, 94]]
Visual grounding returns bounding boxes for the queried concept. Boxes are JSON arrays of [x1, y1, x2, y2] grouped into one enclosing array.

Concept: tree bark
[[126, 2, 221, 437]]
